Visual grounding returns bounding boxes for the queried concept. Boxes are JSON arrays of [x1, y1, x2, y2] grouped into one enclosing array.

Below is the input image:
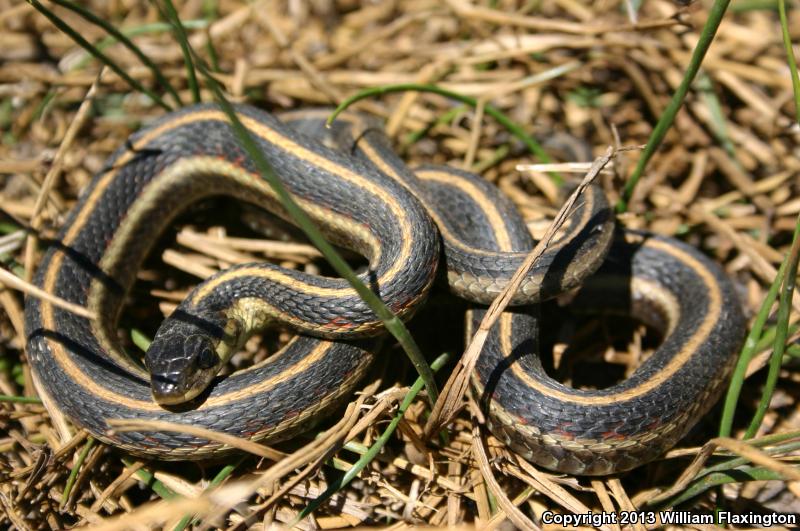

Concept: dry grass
[[1, 0, 799, 529]]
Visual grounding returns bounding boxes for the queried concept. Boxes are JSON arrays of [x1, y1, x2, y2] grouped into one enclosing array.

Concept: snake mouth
[[150, 376, 202, 406]]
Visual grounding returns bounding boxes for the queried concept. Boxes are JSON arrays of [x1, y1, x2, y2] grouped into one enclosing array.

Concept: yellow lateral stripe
[[502, 238, 719, 404], [355, 140, 500, 257], [414, 169, 514, 251], [38, 324, 331, 412]]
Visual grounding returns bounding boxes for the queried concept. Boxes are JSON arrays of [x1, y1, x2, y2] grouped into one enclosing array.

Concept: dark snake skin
[[24, 105, 745, 471]]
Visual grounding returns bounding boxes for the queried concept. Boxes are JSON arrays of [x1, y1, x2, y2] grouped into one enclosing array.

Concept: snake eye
[[196, 345, 218, 370], [184, 335, 219, 370]]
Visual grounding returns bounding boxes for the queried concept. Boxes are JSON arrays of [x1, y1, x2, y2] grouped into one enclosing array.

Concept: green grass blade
[[719, 262, 785, 437], [172, 510, 195, 529], [616, 0, 732, 212], [696, 73, 737, 159], [727, 0, 800, 439], [644, 431, 800, 506], [744, 214, 800, 438], [157, 0, 202, 103], [0, 221, 21, 235], [754, 322, 800, 353], [662, 465, 796, 508], [122, 458, 177, 499], [173, 459, 243, 531], [0, 394, 42, 404], [31, 89, 57, 122], [702, 439, 800, 477], [131, 328, 152, 352], [293, 352, 450, 526], [730, 0, 778, 11], [72, 20, 209, 72], [401, 105, 466, 148], [328, 83, 561, 183], [200, 0, 221, 71], [778, 0, 800, 124], [48, 0, 183, 107], [60, 436, 95, 508], [27, 0, 172, 111]]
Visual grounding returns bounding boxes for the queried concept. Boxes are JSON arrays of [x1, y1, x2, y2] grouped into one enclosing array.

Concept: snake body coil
[[25, 105, 437, 457], [25, 104, 745, 472]]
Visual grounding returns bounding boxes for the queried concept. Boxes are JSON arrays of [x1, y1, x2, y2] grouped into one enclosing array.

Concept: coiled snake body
[[25, 104, 745, 474]]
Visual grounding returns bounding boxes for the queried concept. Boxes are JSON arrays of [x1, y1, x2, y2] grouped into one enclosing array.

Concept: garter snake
[[24, 104, 745, 473]]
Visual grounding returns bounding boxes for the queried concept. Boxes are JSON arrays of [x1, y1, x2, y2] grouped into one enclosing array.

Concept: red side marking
[[243, 419, 275, 438], [282, 408, 302, 420], [600, 421, 628, 440], [553, 423, 575, 440], [326, 316, 356, 329], [644, 418, 663, 432]]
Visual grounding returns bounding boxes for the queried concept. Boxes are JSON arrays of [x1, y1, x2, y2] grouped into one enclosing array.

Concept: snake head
[[145, 308, 230, 406]]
